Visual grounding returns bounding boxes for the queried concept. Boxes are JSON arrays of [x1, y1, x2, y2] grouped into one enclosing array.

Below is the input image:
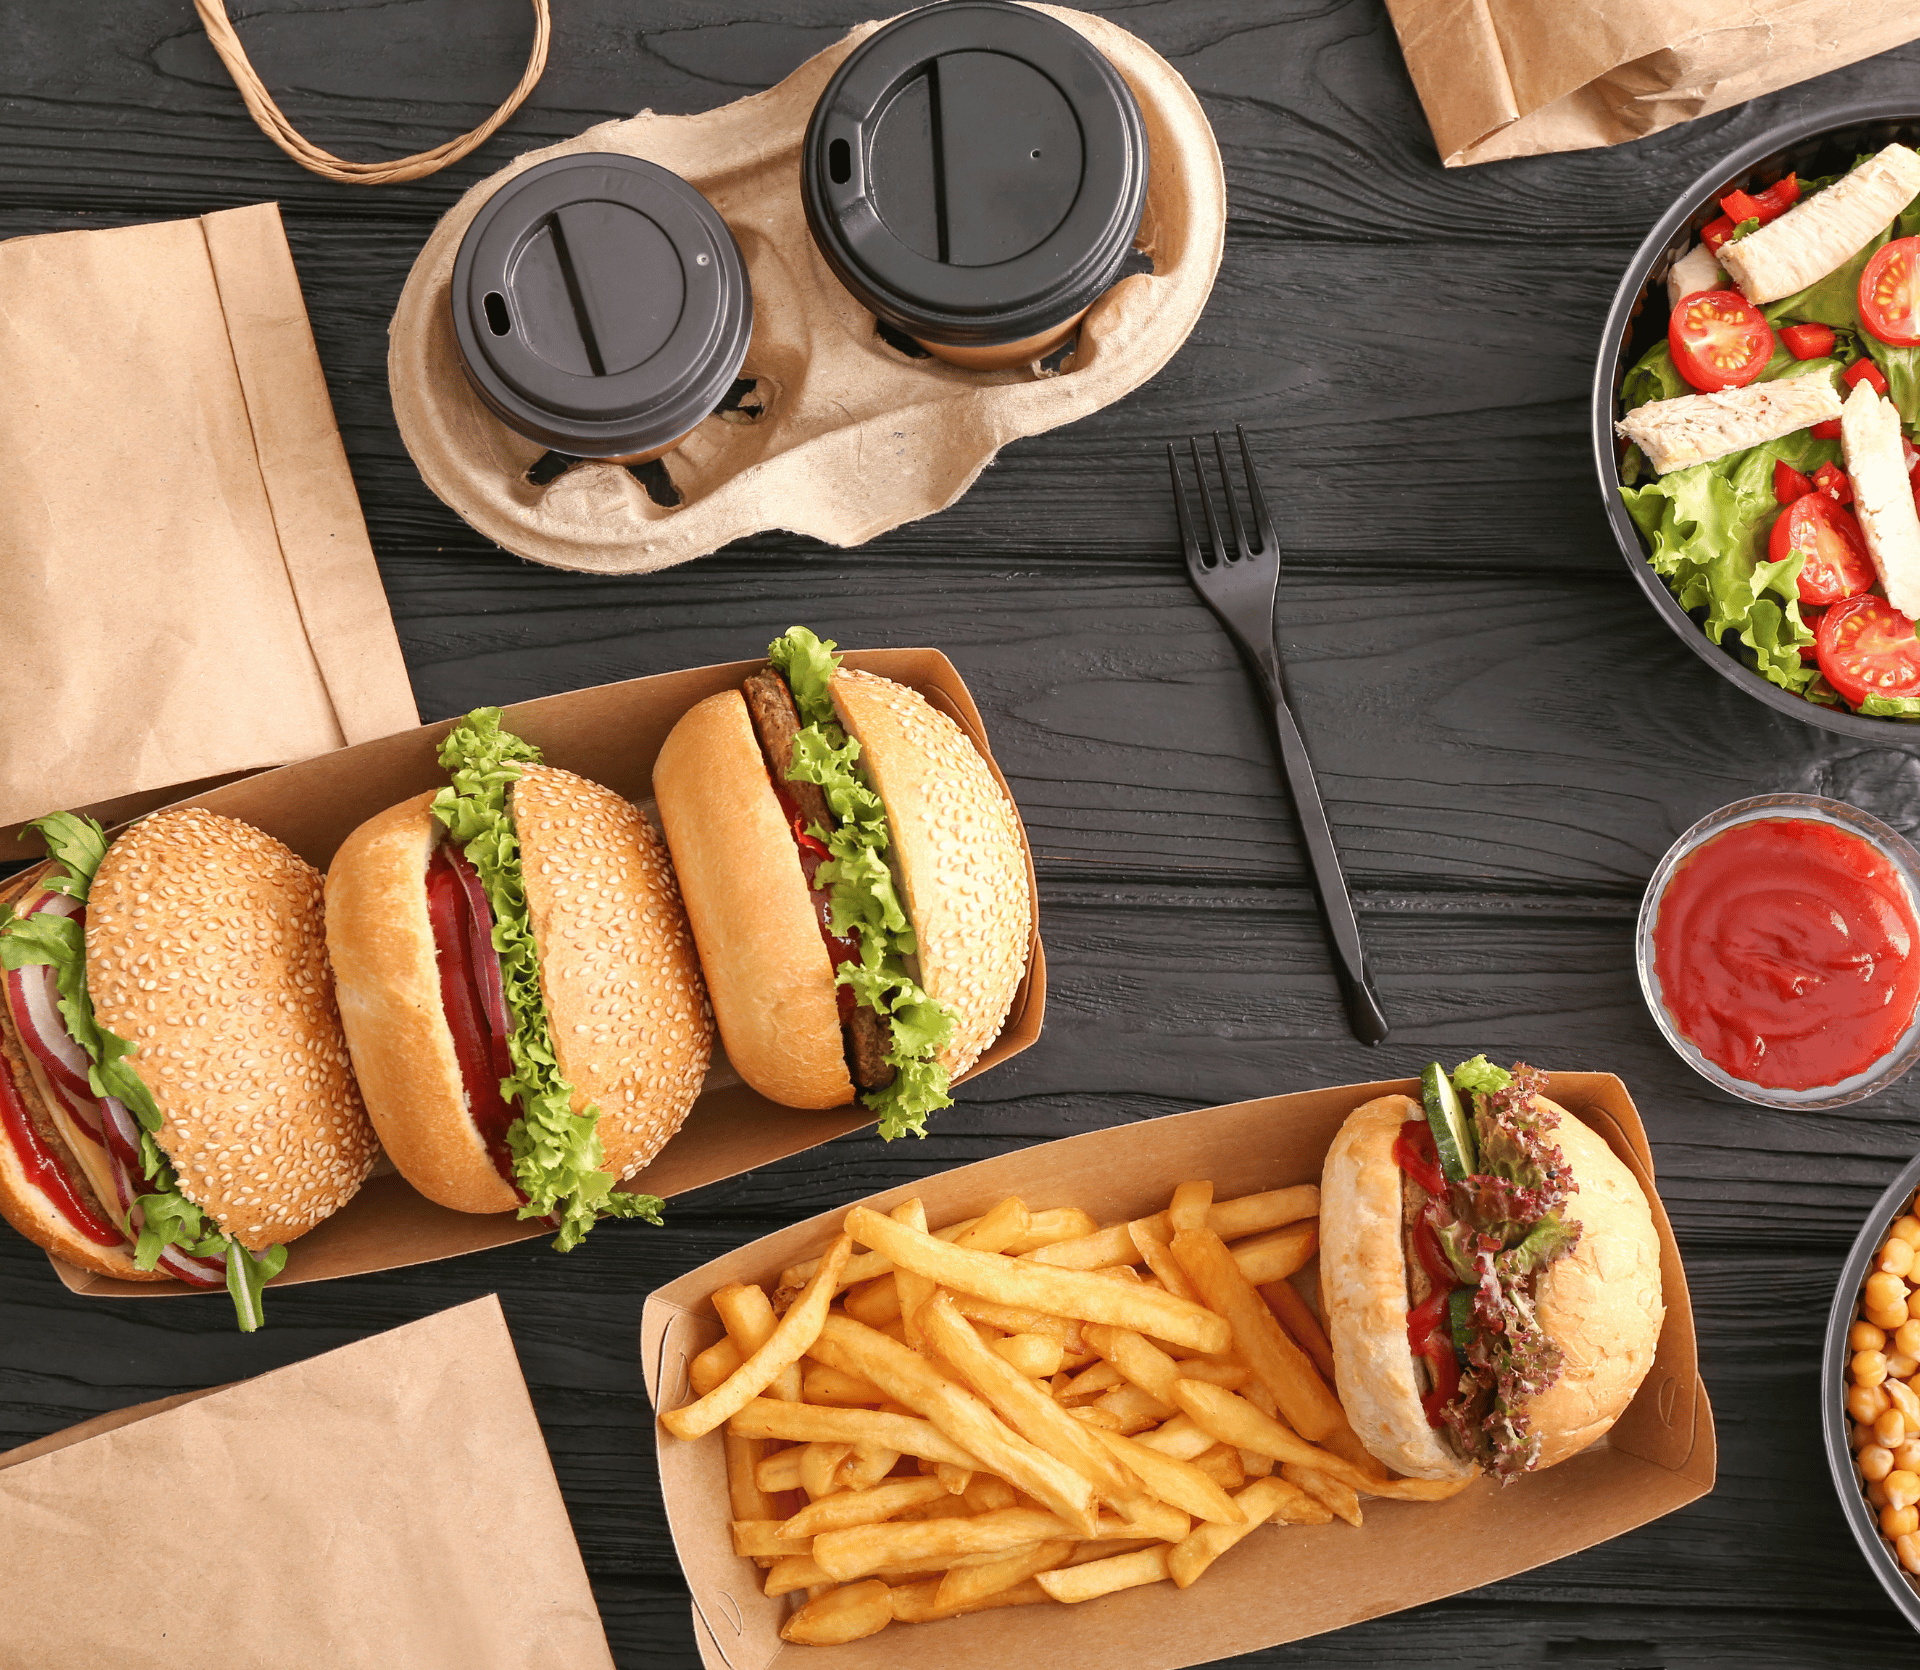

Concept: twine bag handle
[[194, 0, 551, 185]]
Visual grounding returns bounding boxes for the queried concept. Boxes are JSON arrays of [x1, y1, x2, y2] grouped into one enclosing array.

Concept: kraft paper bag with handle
[[0, 201, 418, 854], [0, 1296, 614, 1670], [1387, 0, 1920, 168]]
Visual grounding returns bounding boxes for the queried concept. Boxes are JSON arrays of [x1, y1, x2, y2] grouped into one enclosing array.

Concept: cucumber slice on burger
[[1421, 1060, 1477, 1182], [1448, 1286, 1475, 1364]]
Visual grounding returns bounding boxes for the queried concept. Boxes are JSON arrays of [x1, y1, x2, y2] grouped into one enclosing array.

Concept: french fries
[[661, 1177, 1475, 1644]]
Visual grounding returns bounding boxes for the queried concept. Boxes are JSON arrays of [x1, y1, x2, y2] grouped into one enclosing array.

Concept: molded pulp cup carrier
[[803, 0, 1149, 369], [450, 153, 752, 461]]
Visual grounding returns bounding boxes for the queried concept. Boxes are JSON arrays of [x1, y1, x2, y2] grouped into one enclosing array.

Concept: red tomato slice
[[1669, 289, 1776, 390], [1800, 604, 1826, 662], [1861, 238, 1920, 347], [1817, 595, 1920, 707], [1771, 492, 1875, 604], [1781, 323, 1836, 360], [1844, 358, 1891, 397]]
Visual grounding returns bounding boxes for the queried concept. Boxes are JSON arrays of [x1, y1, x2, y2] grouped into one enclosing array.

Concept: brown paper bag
[[1386, 0, 1920, 168], [0, 1296, 614, 1669], [0, 201, 417, 846]]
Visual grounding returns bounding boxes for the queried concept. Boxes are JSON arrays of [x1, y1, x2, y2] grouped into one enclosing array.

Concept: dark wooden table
[[6, 2, 1920, 1663]]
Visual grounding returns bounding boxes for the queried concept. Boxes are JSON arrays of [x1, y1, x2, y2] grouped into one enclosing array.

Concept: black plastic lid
[[450, 153, 752, 457], [802, 1, 1149, 348]]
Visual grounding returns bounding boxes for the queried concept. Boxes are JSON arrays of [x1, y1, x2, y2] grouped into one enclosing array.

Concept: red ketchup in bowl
[[1653, 816, 1920, 1090]]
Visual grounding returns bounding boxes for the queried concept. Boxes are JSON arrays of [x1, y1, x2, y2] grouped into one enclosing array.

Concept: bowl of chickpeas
[[1832, 1163, 1920, 1625]]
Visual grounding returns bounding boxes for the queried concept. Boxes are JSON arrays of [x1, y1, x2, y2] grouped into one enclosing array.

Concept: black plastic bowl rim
[[1823, 1143, 1920, 1633], [1592, 99, 1920, 742]]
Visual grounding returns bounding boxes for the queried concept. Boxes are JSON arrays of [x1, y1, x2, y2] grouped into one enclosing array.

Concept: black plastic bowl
[[1594, 101, 1920, 742], [1823, 1145, 1920, 1632]]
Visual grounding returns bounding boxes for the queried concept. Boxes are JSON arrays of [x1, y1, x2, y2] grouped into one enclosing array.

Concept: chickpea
[[1866, 1272, 1911, 1314], [1871, 1306, 1912, 1334], [1890, 1380, 1920, 1424], [1871, 1476, 1892, 1508], [1890, 1471, 1920, 1510], [1856, 1350, 1891, 1388], [1894, 1438, 1920, 1473], [1878, 1409, 1909, 1447], [1881, 1239, 1917, 1279], [1883, 1504, 1918, 1539], [1855, 1321, 1891, 1352], [1899, 1533, 1920, 1576], [1893, 1216, 1920, 1247], [1889, 1354, 1919, 1379], [1897, 1320, 1920, 1359], [1858, 1420, 1885, 1450], [1861, 1445, 1896, 1481], [1850, 1382, 1893, 1424]]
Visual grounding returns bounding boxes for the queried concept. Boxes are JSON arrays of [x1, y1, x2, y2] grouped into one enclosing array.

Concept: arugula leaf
[[431, 710, 664, 1250], [766, 627, 962, 1141], [0, 813, 283, 1330]]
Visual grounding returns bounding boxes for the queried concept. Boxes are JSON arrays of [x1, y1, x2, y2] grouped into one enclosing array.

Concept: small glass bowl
[[1635, 793, 1920, 1110]]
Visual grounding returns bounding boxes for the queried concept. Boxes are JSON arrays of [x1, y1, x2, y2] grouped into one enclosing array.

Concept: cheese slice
[[1721, 145, 1920, 305], [1617, 374, 1842, 475], [1839, 380, 1920, 621]]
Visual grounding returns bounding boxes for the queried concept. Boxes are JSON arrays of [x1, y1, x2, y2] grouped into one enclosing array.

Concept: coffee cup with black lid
[[450, 153, 753, 466], [802, 0, 1149, 371]]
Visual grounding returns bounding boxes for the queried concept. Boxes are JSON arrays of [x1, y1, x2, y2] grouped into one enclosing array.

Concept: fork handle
[[1260, 679, 1391, 1046]]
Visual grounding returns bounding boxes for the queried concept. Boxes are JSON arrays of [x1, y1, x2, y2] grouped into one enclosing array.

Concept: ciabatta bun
[[1321, 1088, 1663, 1481], [326, 764, 713, 1213], [86, 807, 378, 1252]]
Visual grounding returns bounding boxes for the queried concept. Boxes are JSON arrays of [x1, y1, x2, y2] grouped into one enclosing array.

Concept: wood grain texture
[[6, 0, 1920, 1663]]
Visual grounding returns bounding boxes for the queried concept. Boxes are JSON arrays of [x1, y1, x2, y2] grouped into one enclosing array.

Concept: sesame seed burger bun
[[84, 808, 379, 1252], [324, 763, 712, 1214], [0, 871, 162, 1281], [652, 666, 1031, 1111], [1321, 1091, 1663, 1482]]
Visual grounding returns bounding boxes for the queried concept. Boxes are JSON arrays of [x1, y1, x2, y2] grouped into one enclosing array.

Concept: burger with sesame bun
[[324, 709, 712, 1246], [651, 627, 1031, 1136], [1320, 1057, 1664, 1485], [0, 808, 378, 1330]]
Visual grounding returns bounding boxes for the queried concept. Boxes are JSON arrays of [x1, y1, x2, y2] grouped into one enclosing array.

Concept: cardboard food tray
[[41, 648, 1044, 1299], [0, 1298, 616, 1668], [641, 1073, 1714, 1668]]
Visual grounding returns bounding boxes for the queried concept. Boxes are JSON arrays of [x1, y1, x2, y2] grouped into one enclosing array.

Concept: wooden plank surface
[[6, 0, 1920, 1662]]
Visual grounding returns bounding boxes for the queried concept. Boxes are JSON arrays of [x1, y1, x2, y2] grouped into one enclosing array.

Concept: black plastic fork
[[1169, 426, 1390, 1046]]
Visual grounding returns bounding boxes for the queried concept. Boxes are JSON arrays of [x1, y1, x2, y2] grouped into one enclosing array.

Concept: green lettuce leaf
[[766, 627, 962, 1140], [1499, 1212, 1579, 1276], [1859, 695, 1920, 719], [1450, 1055, 1511, 1096], [431, 710, 664, 1251], [0, 813, 283, 1330]]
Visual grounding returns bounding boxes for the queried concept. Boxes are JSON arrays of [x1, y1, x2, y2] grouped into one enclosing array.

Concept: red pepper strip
[[792, 819, 832, 861], [1754, 174, 1800, 218], [1812, 418, 1844, 440], [1701, 215, 1737, 254], [1720, 188, 1766, 224], [1845, 359, 1891, 397], [1780, 323, 1835, 360], [1774, 459, 1815, 505], [1392, 1120, 1447, 1197], [1814, 462, 1853, 505]]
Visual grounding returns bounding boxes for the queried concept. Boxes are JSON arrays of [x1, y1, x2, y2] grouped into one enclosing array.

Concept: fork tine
[[1188, 437, 1229, 569], [1211, 431, 1249, 561], [1235, 423, 1276, 558], [1167, 443, 1200, 570]]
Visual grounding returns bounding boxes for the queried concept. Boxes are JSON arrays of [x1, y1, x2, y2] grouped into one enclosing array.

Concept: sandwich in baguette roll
[[0, 808, 377, 1329], [1320, 1058, 1663, 1482], [325, 709, 712, 1245], [652, 628, 1030, 1136]]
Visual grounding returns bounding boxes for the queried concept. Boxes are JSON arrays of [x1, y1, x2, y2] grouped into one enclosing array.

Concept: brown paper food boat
[[37, 649, 1043, 1300], [387, 4, 1225, 576], [641, 1072, 1714, 1668]]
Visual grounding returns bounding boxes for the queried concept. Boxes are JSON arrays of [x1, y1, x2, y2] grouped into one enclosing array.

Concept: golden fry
[[1067, 1406, 1126, 1431], [1168, 1226, 1345, 1440], [765, 1554, 830, 1595], [780, 1476, 952, 1537], [731, 1519, 815, 1559], [918, 1291, 1142, 1508], [729, 1399, 983, 1471], [812, 1508, 1076, 1581], [889, 1576, 1054, 1623], [953, 1196, 1031, 1253], [1129, 1219, 1203, 1302], [713, 1282, 802, 1403], [1167, 1475, 1295, 1589], [756, 1444, 805, 1493], [725, 1430, 777, 1522], [842, 1275, 904, 1328], [934, 1537, 1074, 1612], [1009, 1207, 1099, 1251], [1166, 1378, 1355, 1479], [840, 1443, 899, 1492], [990, 1332, 1064, 1378], [663, 1236, 853, 1440], [1191, 1443, 1247, 1492], [1232, 1221, 1318, 1286], [1088, 1425, 1242, 1526], [800, 1442, 852, 1500], [1026, 1186, 1321, 1271], [1035, 1545, 1171, 1603], [1261, 1278, 1337, 1382], [1282, 1462, 1362, 1527], [891, 1199, 937, 1351], [846, 1207, 1229, 1354], [1168, 1181, 1215, 1233], [1130, 1414, 1214, 1460], [961, 1474, 1021, 1514], [1092, 1381, 1175, 1434], [689, 1335, 743, 1397], [810, 1313, 1102, 1535], [803, 1364, 887, 1406], [780, 1579, 893, 1645]]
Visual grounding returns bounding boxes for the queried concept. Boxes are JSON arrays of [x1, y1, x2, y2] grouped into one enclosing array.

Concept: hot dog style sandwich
[[1321, 1059, 1664, 1482], [0, 809, 377, 1329], [324, 710, 712, 1245], [653, 628, 1030, 1136]]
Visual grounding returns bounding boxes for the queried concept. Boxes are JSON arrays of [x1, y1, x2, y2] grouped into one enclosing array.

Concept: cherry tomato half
[[1817, 595, 1920, 708], [1861, 237, 1920, 347], [1669, 289, 1776, 390], [1781, 323, 1836, 360], [1813, 462, 1853, 505], [1770, 491, 1875, 604], [1800, 604, 1826, 662]]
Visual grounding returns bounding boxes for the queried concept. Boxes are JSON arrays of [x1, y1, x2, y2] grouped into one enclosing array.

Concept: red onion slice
[[99, 1101, 226, 1287], [156, 1243, 228, 1287], [7, 963, 95, 1101], [450, 848, 512, 1047]]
